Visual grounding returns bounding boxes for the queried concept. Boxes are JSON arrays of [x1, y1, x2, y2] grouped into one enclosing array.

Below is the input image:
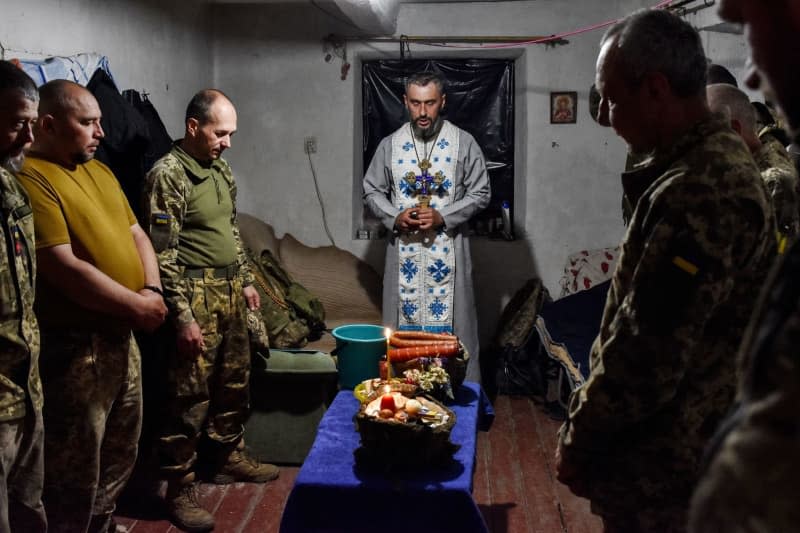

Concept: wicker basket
[[354, 395, 460, 470]]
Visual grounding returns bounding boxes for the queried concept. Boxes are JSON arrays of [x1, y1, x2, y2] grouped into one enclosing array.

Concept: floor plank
[[510, 396, 565, 533], [529, 404, 602, 533], [241, 466, 299, 533]]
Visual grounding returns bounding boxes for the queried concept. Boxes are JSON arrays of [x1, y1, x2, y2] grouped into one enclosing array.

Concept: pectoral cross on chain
[[403, 167, 446, 209]]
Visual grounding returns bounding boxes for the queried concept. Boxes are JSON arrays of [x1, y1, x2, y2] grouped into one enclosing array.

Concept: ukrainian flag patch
[[672, 255, 699, 276], [153, 213, 171, 225]]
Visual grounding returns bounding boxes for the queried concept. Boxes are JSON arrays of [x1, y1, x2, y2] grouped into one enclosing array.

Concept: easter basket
[[354, 392, 459, 470]]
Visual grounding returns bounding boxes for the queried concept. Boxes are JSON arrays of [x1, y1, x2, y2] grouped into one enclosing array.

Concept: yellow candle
[[384, 327, 393, 379]]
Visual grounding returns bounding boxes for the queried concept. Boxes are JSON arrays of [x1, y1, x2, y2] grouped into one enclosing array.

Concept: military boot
[[212, 439, 280, 484], [165, 472, 215, 532]]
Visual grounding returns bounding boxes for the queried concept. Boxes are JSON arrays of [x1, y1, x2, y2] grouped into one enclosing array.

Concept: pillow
[[238, 212, 280, 258], [279, 234, 382, 321]]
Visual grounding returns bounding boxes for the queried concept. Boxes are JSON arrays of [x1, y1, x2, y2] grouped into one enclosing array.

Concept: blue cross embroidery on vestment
[[399, 180, 413, 198], [446, 156, 452, 163], [429, 297, 447, 319], [398, 159, 404, 164], [438, 138, 449, 150], [402, 299, 419, 319], [434, 156, 439, 162], [427, 259, 451, 283], [401, 258, 419, 283], [403, 142, 413, 151]]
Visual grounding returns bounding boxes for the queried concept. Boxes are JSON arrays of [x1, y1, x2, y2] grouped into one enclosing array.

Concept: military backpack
[[247, 248, 326, 349]]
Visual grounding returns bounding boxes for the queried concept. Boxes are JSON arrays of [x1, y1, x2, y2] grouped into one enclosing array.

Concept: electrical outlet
[[304, 136, 317, 154]]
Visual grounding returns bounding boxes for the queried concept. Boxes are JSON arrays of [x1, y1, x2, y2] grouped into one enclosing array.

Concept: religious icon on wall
[[550, 91, 577, 124]]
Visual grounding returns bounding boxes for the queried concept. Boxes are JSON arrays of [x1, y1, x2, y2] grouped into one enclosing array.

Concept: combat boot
[[165, 472, 215, 532], [212, 439, 280, 484]]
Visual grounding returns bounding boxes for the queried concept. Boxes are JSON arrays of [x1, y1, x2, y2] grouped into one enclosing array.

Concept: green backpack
[[248, 248, 326, 348]]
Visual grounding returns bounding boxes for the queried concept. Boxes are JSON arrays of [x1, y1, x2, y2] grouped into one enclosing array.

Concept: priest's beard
[[2, 153, 24, 174], [411, 115, 444, 141]]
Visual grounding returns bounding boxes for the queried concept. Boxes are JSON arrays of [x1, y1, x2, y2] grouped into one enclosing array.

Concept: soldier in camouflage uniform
[[17, 80, 168, 533], [689, 2, 800, 532], [0, 60, 46, 533], [707, 83, 800, 248], [555, 10, 777, 532], [142, 89, 278, 532]]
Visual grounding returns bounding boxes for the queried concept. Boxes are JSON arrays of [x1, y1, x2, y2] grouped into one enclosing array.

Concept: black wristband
[[143, 285, 164, 297]]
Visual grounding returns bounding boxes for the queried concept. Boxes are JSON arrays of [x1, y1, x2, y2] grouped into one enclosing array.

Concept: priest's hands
[[394, 207, 444, 233], [416, 207, 444, 230]]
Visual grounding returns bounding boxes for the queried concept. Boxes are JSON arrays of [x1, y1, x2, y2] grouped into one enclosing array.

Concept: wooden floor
[[114, 395, 602, 533]]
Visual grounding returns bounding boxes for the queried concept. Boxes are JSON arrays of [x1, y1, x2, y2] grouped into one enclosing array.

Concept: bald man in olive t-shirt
[[17, 80, 166, 533]]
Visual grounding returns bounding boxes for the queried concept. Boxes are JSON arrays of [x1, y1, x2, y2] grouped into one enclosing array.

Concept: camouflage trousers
[[158, 275, 251, 474], [39, 329, 142, 533], [0, 406, 46, 533]]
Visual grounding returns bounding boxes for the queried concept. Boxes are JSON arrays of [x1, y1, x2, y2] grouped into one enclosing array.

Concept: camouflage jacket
[[689, 232, 800, 532], [142, 145, 255, 327], [754, 135, 800, 241], [558, 114, 777, 509], [0, 167, 41, 422]]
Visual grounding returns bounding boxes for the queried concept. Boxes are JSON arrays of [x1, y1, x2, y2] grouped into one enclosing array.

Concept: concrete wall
[[0, 0, 211, 139], [212, 0, 647, 345], [1, 0, 747, 350]]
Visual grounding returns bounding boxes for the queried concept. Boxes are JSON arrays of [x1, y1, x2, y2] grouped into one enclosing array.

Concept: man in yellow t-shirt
[[17, 80, 167, 533]]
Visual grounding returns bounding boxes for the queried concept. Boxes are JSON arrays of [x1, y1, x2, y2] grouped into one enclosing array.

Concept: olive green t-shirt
[[17, 157, 144, 328]]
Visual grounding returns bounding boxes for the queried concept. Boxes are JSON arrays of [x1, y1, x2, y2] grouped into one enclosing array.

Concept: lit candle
[[384, 327, 393, 379]]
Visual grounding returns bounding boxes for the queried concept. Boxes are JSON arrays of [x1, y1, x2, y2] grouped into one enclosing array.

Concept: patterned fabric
[[39, 330, 141, 533], [391, 121, 459, 333], [142, 144, 254, 328], [557, 114, 777, 518], [0, 168, 40, 423], [754, 135, 800, 243], [689, 238, 800, 533], [0, 408, 46, 533], [558, 247, 620, 298], [144, 145, 253, 475], [157, 275, 250, 473], [16, 53, 112, 87]]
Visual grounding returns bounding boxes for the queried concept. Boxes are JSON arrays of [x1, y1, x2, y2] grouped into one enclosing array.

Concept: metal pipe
[[338, 35, 568, 46]]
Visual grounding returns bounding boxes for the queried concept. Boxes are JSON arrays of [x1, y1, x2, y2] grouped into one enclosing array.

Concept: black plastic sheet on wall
[[362, 59, 515, 236]]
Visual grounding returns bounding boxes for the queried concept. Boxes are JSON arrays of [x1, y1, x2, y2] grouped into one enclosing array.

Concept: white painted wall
[[212, 0, 649, 345], [1, 0, 750, 351], [0, 0, 211, 139]]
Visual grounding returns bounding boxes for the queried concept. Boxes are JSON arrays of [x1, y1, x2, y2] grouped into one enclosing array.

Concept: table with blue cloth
[[278, 381, 494, 533]]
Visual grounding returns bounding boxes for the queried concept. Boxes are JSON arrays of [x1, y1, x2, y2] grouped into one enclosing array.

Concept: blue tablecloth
[[279, 381, 494, 533]]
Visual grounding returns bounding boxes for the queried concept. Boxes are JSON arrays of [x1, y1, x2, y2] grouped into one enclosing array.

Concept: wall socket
[[304, 136, 317, 154]]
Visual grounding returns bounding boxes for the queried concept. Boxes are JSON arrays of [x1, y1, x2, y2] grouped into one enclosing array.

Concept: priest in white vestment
[[363, 70, 491, 382]]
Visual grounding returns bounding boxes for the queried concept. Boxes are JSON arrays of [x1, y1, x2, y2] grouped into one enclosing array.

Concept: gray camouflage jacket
[[558, 114, 777, 510], [0, 168, 41, 422]]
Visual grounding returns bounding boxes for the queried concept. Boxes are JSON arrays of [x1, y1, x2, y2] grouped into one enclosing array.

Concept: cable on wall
[[306, 150, 337, 247]]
